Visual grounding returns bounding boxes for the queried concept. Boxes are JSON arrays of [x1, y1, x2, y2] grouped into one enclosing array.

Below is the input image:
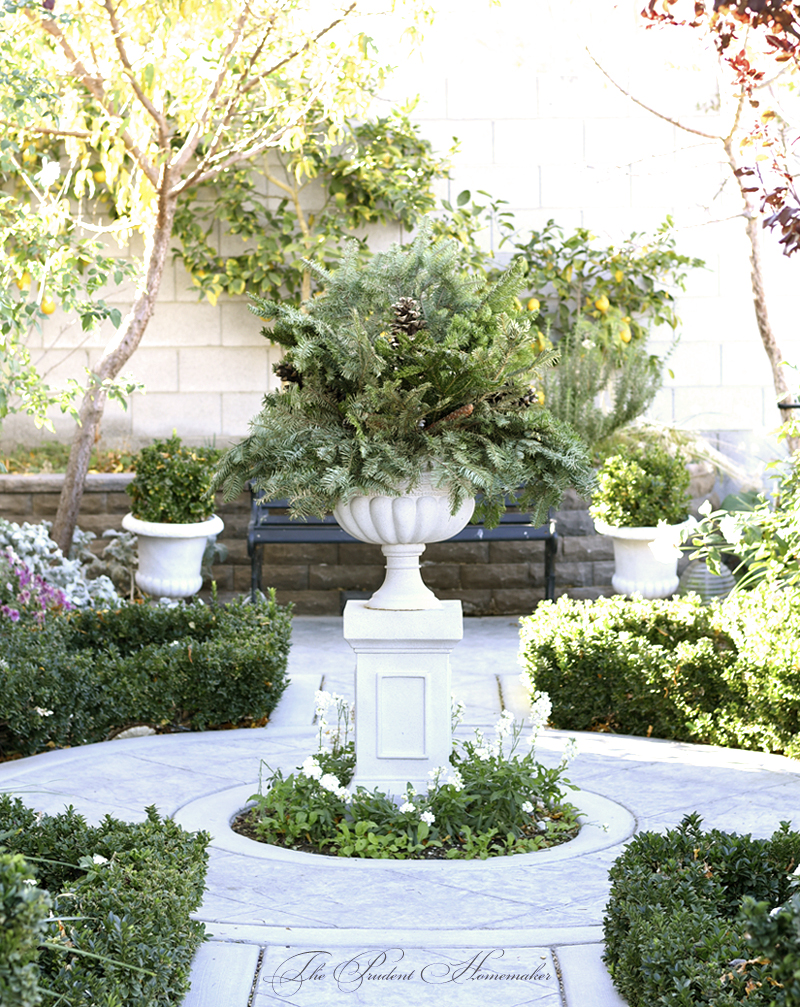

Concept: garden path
[[2, 615, 798, 1007]]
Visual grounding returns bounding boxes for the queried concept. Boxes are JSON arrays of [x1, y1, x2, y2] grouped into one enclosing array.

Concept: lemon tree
[[510, 216, 704, 358], [0, 0, 433, 553]]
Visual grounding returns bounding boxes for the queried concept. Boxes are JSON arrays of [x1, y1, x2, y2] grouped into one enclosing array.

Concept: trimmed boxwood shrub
[[0, 853, 50, 1007], [0, 593, 292, 758], [604, 813, 800, 1007], [0, 796, 209, 1007], [519, 586, 800, 757]]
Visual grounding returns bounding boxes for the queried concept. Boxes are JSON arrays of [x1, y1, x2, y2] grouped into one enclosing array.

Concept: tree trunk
[[724, 136, 800, 453], [50, 190, 179, 554]]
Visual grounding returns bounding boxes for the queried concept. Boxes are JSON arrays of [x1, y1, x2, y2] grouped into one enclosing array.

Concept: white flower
[[494, 709, 515, 738], [521, 800, 534, 814], [420, 811, 435, 825], [36, 159, 61, 189], [698, 499, 713, 517], [581, 338, 594, 349], [319, 773, 342, 794], [536, 819, 547, 830], [529, 692, 552, 734], [561, 737, 579, 765], [22, 878, 36, 886], [337, 787, 352, 803], [34, 707, 54, 718], [399, 801, 416, 814], [300, 756, 323, 781], [92, 854, 109, 866]]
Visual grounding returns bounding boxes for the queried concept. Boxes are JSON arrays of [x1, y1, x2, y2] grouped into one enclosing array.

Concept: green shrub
[[604, 814, 800, 1007], [590, 444, 690, 527], [741, 892, 800, 1007], [0, 853, 50, 1007], [0, 593, 292, 758], [126, 434, 222, 524], [0, 797, 209, 1007], [520, 587, 800, 757]]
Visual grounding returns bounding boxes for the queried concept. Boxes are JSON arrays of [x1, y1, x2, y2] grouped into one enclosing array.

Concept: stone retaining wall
[[0, 476, 617, 615]]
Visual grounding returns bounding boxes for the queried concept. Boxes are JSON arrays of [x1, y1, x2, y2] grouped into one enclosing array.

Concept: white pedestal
[[343, 600, 463, 796]]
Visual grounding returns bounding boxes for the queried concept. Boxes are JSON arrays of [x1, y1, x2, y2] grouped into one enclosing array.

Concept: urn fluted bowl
[[334, 473, 475, 610]]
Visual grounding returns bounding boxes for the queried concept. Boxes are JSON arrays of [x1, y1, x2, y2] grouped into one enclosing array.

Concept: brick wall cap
[[0, 473, 135, 493]]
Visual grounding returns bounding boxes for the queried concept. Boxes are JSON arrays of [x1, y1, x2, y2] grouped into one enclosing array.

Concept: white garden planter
[[333, 472, 475, 610], [122, 513, 224, 599], [594, 519, 688, 600]]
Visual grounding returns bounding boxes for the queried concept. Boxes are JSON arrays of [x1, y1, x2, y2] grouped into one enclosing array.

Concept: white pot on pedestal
[[333, 472, 475, 610], [122, 513, 224, 599], [594, 518, 688, 600]]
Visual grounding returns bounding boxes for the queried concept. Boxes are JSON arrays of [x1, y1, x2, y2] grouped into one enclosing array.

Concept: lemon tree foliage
[[511, 217, 704, 356], [0, 0, 432, 553], [213, 229, 595, 526], [172, 107, 455, 307], [0, 4, 137, 450]]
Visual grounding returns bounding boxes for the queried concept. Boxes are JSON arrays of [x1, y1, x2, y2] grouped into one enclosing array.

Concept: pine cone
[[425, 403, 474, 433], [389, 296, 426, 344], [274, 360, 303, 387]]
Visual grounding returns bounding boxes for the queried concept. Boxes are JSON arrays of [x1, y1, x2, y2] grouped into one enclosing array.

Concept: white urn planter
[[122, 513, 224, 599], [333, 472, 474, 610], [594, 519, 689, 600]]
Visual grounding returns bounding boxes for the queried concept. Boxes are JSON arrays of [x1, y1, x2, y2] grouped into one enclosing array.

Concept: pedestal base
[[343, 600, 463, 796]]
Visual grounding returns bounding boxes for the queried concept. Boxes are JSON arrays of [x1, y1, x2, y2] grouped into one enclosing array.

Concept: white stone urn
[[594, 519, 690, 600], [333, 472, 474, 610], [121, 513, 224, 599]]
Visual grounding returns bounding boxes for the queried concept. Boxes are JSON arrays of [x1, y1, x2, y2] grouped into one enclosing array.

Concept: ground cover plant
[[235, 692, 580, 860], [604, 813, 800, 1007], [0, 796, 209, 1007], [519, 587, 800, 757], [0, 591, 292, 759]]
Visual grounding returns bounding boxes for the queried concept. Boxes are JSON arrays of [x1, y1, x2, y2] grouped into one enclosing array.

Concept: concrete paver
[[1, 615, 798, 1007]]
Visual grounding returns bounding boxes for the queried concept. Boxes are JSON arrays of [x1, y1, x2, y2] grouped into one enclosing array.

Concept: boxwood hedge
[[0, 593, 292, 758], [604, 813, 800, 1007], [0, 796, 209, 1007], [519, 586, 800, 757]]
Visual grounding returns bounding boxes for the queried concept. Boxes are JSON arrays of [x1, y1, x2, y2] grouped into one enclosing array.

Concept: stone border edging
[[0, 473, 135, 492], [172, 784, 636, 870]]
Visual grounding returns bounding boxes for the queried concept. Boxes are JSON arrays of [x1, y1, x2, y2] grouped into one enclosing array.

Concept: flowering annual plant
[[1, 547, 70, 624], [239, 694, 580, 860]]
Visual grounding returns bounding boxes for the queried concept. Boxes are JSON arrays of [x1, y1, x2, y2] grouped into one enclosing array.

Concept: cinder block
[[554, 511, 595, 536], [107, 492, 132, 514], [262, 543, 338, 566], [309, 564, 384, 591], [540, 163, 631, 210], [585, 116, 676, 166], [556, 561, 593, 587], [673, 385, 765, 430], [562, 536, 614, 562], [436, 589, 493, 615], [221, 393, 266, 437], [179, 347, 269, 393], [221, 301, 268, 347], [131, 392, 222, 439], [145, 301, 221, 346], [565, 585, 617, 600], [419, 562, 461, 589], [110, 347, 178, 393], [424, 541, 488, 563], [592, 560, 616, 585], [446, 68, 537, 120], [492, 588, 545, 614], [0, 493, 32, 514], [338, 543, 383, 565], [253, 564, 308, 590], [461, 562, 531, 590], [494, 118, 584, 166], [721, 341, 775, 388], [416, 119, 491, 166], [488, 540, 546, 564], [274, 590, 340, 615], [31, 493, 62, 517], [666, 340, 721, 387]]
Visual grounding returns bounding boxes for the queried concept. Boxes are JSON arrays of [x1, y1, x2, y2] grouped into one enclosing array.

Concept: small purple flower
[[1, 605, 20, 622]]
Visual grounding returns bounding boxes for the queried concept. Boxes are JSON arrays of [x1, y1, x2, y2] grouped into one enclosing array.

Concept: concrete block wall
[[0, 478, 615, 615]]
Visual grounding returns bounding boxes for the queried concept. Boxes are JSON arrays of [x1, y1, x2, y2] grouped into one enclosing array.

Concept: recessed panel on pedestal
[[377, 674, 427, 758]]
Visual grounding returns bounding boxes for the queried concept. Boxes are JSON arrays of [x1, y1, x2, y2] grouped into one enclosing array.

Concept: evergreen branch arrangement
[[214, 229, 594, 526]]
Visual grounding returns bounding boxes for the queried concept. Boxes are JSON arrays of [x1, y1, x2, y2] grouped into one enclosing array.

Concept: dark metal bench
[[247, 487, 558, 603]]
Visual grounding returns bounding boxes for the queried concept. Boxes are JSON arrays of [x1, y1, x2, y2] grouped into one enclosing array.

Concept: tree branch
[[585, 47, 721, 140], [102, 0, 168, 140], [35, 11, 160, 187], [1, 120, 92, 139]]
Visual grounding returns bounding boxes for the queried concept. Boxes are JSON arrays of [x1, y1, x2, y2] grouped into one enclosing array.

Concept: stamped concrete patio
[[2, 615, 798, 1006]]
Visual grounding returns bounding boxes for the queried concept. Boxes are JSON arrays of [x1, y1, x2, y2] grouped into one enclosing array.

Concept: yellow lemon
[[614, 270, 624, 283], [93, 169, 106, 183], [40, 295, 57, 315], [595, 294, 610, 314], [15, 272, 31, 290], [537, 390, 545, 405], [563, 265, 573, 282], [527, 297, 540, 312], [619, 322, 632, 343]]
